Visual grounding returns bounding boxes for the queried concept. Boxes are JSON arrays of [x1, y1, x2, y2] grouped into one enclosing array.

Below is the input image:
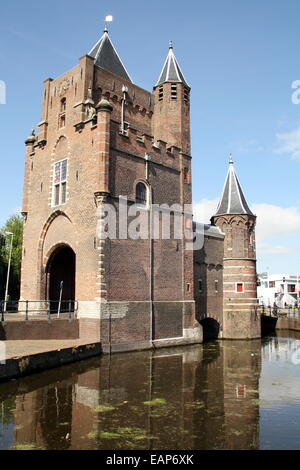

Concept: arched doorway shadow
[[200, 318, 220, 342], [46, 245, 76, 313]]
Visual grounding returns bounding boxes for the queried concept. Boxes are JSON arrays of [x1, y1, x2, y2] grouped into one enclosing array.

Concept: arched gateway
[[46, 245, 76, 312]]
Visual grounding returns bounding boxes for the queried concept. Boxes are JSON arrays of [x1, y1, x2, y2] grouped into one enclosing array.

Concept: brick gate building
[[20, 28, 203, 351], [20, 27, 260, 350]]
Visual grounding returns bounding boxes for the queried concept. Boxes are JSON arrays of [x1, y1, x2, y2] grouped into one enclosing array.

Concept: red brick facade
[[20, 36, 202, 351]]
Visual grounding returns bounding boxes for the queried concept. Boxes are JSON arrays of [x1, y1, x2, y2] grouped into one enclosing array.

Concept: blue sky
[[1, 0, 300, 273]]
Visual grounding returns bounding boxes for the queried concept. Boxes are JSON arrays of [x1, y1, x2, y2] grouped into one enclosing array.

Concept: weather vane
[[104, 15, 113, 33], [229, 153, 234, 164]]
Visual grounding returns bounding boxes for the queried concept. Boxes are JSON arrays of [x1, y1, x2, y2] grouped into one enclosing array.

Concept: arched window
[[61, 98, 66, 112], [136, 182, 147, 206]]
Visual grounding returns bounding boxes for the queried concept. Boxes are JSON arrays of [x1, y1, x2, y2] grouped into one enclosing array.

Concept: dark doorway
[[200, 318, 220, 342], [47, 245, 76, 312]]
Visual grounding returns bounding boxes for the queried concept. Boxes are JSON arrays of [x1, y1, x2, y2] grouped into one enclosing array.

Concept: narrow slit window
[[183, 167, 190, 183], [171, 85, 177, 100], [159, 86, 164, 102], [59, 114, 66, 129], [61, 98, 66, 113], [184, 88, 190, 103], [59, 98, 66, 129]]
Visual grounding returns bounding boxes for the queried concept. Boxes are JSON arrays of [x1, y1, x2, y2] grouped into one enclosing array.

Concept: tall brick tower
[[20, 27, 202, 351], [211, 156, 261, 339], [152, 41, 191, 155]]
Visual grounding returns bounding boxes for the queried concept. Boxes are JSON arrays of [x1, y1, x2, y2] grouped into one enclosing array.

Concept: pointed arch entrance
[[46, 245, 76, 312]]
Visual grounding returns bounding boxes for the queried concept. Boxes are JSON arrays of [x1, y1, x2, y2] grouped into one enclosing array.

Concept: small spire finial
[[104, 14, 113, 33], [229, 153, 234, 164], [169, 40, 173, 50]]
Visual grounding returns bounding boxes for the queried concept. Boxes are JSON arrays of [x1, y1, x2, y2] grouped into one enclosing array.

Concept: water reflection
[[0, 339, 268, 450]]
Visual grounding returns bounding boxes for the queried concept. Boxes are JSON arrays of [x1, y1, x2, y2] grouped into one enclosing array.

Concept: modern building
[[258, 274, 300, 307]]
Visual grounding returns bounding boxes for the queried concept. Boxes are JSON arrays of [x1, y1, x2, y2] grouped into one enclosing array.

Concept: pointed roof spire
[[156, 41, 189, 87], [214, 156, 254, 217], [88, 28, 133, 83]]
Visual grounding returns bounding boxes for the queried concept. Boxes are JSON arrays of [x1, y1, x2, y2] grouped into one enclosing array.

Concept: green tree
[[0, 214, 24, 300]]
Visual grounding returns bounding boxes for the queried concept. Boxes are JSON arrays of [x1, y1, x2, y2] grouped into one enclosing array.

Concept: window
[[59, 114, 66, 129], [198, 279, 203, 293], [183, 167, 190, 183], [236, 283, 244, 293], [288, 284, 296, 293], [184, 87, 190, 104], [53, 159, 67, 206], [159, 86, 164, 102], [187, 283, 191, 293], [269, 281, 275, 288], [61, 98, 66, 112], [136, 182, 147, 206], [59, 98, 66, 129], [215, 280, 219, 293], [171, 85, 177, 100]]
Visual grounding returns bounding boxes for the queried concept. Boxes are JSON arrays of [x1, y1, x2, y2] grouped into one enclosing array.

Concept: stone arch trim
[[37, 210, 76, 299], [134, 179, 151, 205], [44, 241, 76, 274]]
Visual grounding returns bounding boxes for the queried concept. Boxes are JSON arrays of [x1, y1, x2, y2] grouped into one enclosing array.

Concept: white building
[[258, 274, 300, 308]]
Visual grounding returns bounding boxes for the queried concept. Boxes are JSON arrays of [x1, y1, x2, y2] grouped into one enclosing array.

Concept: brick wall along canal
[[0, 335, 300, 450]]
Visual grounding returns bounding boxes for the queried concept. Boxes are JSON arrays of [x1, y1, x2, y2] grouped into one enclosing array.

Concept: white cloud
[[193, 199, 300, 257], [252, 203, 300, 241], [256, 242, 293, 255], [276, 126, 300, 159], [193, 198, 219, 224]]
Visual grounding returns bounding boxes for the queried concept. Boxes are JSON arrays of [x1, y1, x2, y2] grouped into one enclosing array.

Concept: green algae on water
[[143, 398, 167, 406]]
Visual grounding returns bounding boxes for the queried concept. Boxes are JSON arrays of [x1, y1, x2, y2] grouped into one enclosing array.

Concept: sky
[[1, 0, 300, 274]]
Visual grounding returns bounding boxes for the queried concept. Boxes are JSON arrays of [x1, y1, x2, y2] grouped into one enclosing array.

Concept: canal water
[[0, 333, 300, 450]]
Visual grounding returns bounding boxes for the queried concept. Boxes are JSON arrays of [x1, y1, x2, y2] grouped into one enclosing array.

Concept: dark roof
[[214, 159, 254, 217], [156, 43, 189, 87], [88, 30, 132, 83]]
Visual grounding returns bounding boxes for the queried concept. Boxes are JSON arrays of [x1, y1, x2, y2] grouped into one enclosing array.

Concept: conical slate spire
[[88, 30, 133, 83], [156, 42, 189, 87], [214, 156, 254, 217]]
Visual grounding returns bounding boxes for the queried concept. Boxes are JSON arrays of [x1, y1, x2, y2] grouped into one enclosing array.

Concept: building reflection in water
[[0, 340, 262, 450]]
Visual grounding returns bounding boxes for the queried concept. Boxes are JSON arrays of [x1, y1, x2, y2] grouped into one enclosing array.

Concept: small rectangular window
[[198, 280, 202, 293], [187, 283, 191, 293], [215, 280, 219, 292], [236, 283, 244, 293]]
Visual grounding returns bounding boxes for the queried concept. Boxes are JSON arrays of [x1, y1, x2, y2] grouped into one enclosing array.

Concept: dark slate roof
[[214, 158, 254, 217], [156, 43, 189, 87], [88, 30, 132, 83]]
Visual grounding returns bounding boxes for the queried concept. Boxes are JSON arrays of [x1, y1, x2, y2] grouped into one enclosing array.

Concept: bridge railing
[[0, 300, 78, 322], [256, 305, 300, 318]]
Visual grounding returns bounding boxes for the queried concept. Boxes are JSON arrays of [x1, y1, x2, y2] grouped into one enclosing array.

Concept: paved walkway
[[0, 339, 98, 360]]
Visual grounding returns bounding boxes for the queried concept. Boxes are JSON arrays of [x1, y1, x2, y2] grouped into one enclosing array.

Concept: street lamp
[[3, 232, 13, 313]]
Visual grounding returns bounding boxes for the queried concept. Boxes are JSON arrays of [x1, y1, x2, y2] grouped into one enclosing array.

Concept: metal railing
[[257, 305, 300, 318], [0, 300, 78, 322]]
